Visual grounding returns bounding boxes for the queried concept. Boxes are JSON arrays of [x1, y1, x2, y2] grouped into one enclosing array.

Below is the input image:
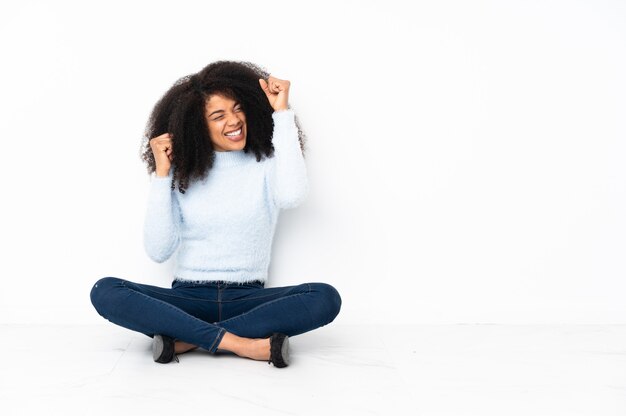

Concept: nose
[[225, 111, 242, 126]]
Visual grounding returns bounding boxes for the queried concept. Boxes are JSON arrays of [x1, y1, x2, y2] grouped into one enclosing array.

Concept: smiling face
[[204, 93, 247, 152]]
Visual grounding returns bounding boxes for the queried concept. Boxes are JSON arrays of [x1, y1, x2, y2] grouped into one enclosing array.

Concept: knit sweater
[[143, 109, 308, 284]]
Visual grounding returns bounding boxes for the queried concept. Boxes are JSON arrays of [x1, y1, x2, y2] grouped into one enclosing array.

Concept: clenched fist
[[149, 133, 173, 177], [259, 75, 290, 111]]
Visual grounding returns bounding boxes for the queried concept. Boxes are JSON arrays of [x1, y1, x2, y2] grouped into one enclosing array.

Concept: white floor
[[1, 324, 625, 415]]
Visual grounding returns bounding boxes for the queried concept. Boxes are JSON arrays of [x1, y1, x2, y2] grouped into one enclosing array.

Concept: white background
[[0, 0, 624, 325]]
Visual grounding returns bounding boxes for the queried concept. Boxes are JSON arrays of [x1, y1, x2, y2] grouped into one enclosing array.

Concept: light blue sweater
[[143, 110, 308, 284]]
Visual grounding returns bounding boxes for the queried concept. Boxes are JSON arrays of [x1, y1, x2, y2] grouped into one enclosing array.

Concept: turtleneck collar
[[213, 149, 253, 168]]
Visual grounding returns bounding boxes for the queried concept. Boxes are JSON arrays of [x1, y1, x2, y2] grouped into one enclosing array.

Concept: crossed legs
[[90, 277, 342, 362]]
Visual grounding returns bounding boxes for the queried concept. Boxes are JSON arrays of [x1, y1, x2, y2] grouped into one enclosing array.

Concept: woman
[[90, 60, 342, 368]]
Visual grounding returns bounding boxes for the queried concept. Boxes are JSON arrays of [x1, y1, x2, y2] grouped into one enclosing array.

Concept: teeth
[[225, 129, 241, 136]]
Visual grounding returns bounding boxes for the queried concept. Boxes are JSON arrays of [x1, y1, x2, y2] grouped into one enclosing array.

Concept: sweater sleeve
[[143, 173, 182, 263], [269, 109, 309, 209]]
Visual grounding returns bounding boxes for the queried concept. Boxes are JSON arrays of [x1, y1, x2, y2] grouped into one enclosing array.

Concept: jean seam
[[219, 287, 296, 303], [208, 327, 226, 353], [216, 286, 313, 327], [218, 286, 223, 322], [118, 281, 221, 348], [136, 284, 219, 302]]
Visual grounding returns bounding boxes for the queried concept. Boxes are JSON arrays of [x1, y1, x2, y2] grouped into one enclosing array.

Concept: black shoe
[[153, 334, 178, 364], [267, 333, 290, 368]]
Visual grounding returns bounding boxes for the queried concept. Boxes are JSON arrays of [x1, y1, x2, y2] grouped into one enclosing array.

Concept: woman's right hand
[[150, 133, 173, 177]]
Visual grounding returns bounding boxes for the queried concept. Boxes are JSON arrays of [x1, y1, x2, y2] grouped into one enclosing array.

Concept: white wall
[[1, 0, 624, 325]]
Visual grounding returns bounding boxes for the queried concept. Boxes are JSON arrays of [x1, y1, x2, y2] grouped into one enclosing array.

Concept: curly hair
[[141, 60, 306, 194]]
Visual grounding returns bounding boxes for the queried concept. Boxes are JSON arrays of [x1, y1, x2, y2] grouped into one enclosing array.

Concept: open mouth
[[224, 128, 244, 142]]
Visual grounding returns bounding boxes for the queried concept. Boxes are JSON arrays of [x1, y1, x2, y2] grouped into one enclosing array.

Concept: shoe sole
[[153, 335, 165, 362], [281, 335, 290, 365]]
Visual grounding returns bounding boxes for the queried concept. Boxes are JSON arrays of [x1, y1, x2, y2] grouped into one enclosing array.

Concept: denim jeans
[[90, 277, 342, 353]]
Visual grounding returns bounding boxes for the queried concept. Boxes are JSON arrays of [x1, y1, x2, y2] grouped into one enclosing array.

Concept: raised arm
[[143, 133, 181, 262], [260, 76, 309, 209], [269, 110, 308, 209], [143, 174, 182, 262]]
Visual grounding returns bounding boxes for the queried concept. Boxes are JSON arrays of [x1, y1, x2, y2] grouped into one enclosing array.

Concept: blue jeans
[[90, 278, 342, 353]]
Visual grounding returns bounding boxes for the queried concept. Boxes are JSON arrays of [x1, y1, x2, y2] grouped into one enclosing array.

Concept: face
[[204, 94, 247, 152]]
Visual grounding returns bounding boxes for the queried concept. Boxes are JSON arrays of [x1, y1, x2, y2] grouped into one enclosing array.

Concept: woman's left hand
[[259, 75, 290, 111]]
